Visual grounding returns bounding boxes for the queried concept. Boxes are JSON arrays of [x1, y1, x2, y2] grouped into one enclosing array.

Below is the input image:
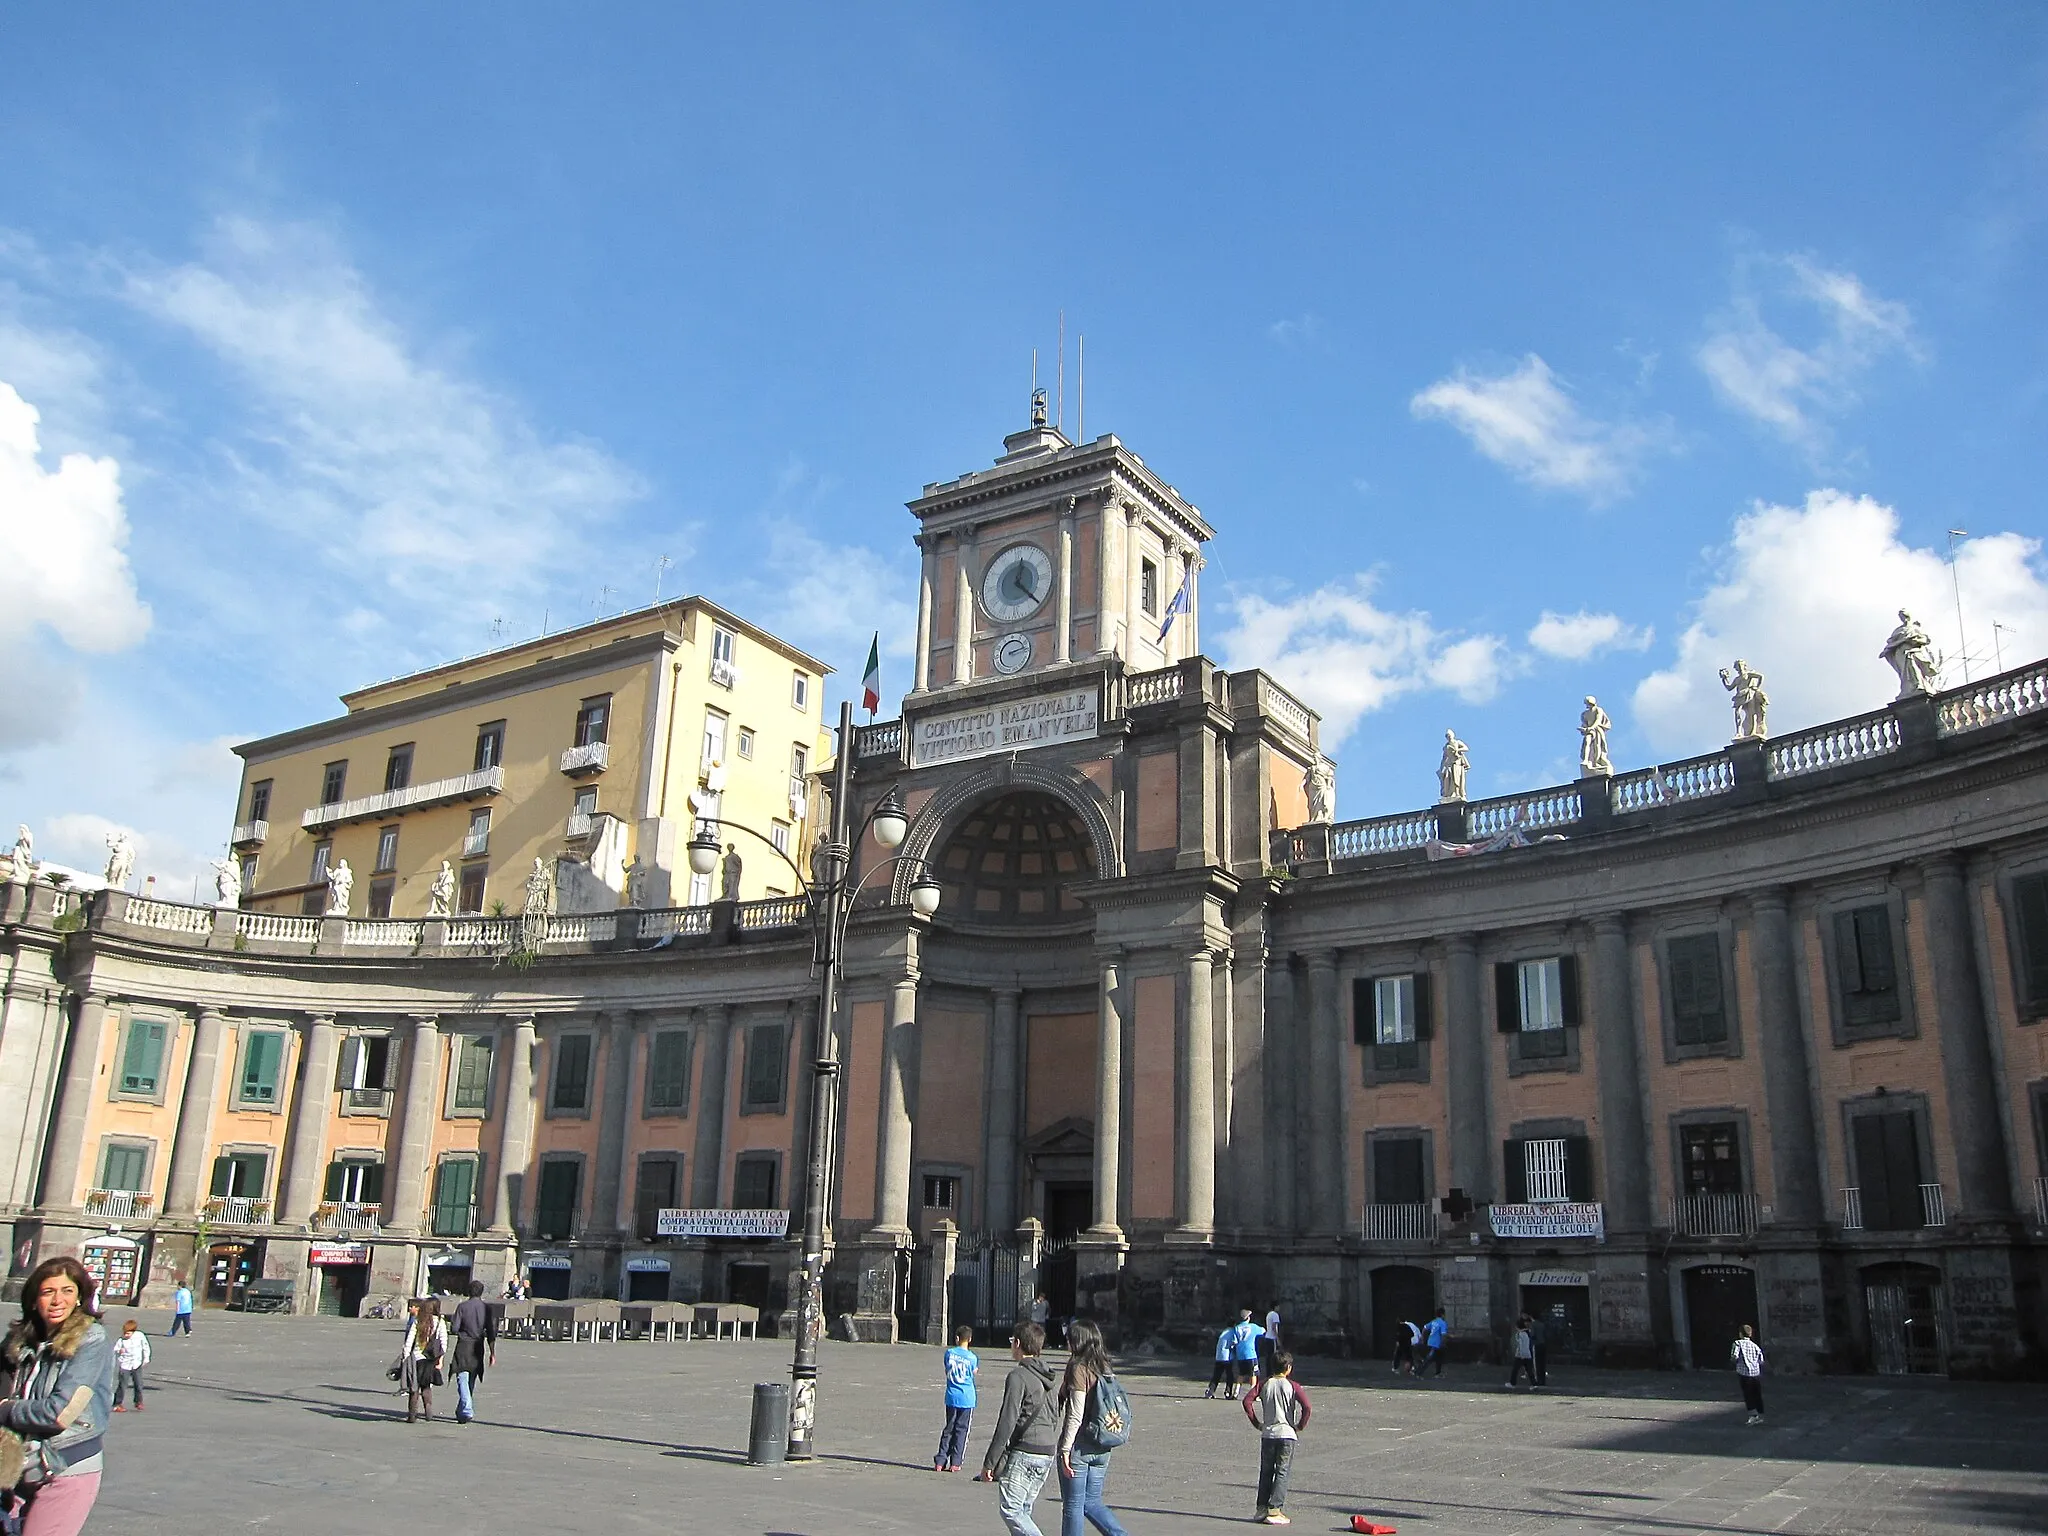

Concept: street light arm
[[687, 814, 817, 901]]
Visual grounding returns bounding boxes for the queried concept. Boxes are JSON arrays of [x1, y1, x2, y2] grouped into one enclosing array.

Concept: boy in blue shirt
[[1226, 1309, 1266, 1399], [935, 1324, 979, 1471], [1422, 1309, 1450, 1378], [1204, 1322, 1235, 1398]]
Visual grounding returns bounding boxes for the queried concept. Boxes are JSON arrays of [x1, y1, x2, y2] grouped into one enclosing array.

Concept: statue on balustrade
[[325, 858, 354, 916], [1438, 731, 1470, 803], [1578, 696, 1613, 776], [1304, 757, 1336, 823], [427, 861, 456, 917], [5, 825, 35, 881], [1881, 609, 1942, 698], [211, 857, 241, 907], [720, 844, 743, 902], [103, 831, 136, 890], [1719, 660, 1769, 741], [523, 856, 554, 916], [624, 855, 651, 909]]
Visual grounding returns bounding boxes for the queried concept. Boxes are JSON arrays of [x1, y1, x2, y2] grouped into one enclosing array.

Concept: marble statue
[[1881, 609, 1941, 698], [427, 861, 456, 917], [624, 855, 651, 909], [211, 857, 241, 907], [720, 843, 743, 902], [1304, 757, 1336, 824], [103, 831, 136, 890], [1437, 731, 1470, 803], [6, 825, 34, 880], [523, 856, 554, 916], [1719, 660, 1769, 741], [325, 858, 354, 916], [1578, 696, 1613, 776]]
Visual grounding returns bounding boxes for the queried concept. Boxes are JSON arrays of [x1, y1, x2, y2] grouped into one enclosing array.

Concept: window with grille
[[733, 1155, 779, 1210], [552, 1034, 593, 1112], [238, 1031, 285, 1106], [743, 1024, 786, 1111], [383, 745, 413, 793], [1667, 933, 1729, 1046], [1524, 1138, 1569, 1202], [320, 761, 348, 805], [1834, 906, 1903, 1029], [646, 1030, 692, 1114], [118, 1017, 168, 1096], [635, 1157, 679, 1241], [430, 1158, 479, 1237], [1503, 1135, 1592, 1204], [99, 1143, 148, 1193], [923, 1174, 958, 1210], [535, 1161, 580, 1240], [451, 1035, 494, 1112], [1680, 1122, 1744, 1196]]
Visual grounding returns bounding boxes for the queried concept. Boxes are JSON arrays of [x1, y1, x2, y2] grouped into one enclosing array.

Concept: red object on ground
[[1351, 1520, 1399, 1534]]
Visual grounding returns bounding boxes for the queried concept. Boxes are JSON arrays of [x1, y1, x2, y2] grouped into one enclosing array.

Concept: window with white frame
[[464, 808, 491, 857], [771, 821, 791, 856], [792, 671, 810, 710], [712, 627, 736, 665], [701, 711, 728, 772], [1518, 958, 1565, 1031], [1524, 1138, 1570, 1203], [737, 727, 755, 759], [1374, 976, 1416, 1045]]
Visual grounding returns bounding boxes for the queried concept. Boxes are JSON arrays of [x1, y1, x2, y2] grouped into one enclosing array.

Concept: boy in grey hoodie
[[975, 1322, 1060, 1536]]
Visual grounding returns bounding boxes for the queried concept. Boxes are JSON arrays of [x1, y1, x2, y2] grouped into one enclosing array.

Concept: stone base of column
[[1071, 1229, 1127, 1341], [1161, 1226, 1214, 1247], [840, 1232, 909, 1342]]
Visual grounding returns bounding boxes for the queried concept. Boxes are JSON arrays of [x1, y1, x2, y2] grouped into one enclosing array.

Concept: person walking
[[936, 1324, 980, 1472], [1, 1255, 115, 1536], [450, 1280, 496, 1425], [396, 1296, 448, 1424], [1259, 1304, 1282, 1380], [1528, 1310, 1549, 1387], [168, 1278, 194, 1337], [1226, 1309, 1265, 1398], [1204, 1321, 1235, 1398], [1055, 1319, 1130, 1536], [111, 1319, 150, 1412], [1421, 1309, 1450, 1378], [1391, 1318, 1422, 1377], [1731, 1324, 1765, 1425], [1243, 1348, 1310, 1526], [1505, 1315, 1536, 1389], [976, 1321, 1059, 1536]]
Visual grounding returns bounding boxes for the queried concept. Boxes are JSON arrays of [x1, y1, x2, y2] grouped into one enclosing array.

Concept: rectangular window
[[792, 671, 810, 711], [118, 1017, 169, 1096], [923, 1174, 958, 1210], [552, 1034, 593, 1111], [247, 780, 272, 823], [1375, 976, 1416, 1045], [239, 854, 258, 896], [1140, 558, 1159, 617], [238, 1030, 285, 1105], [1497, 956, 1579, 1061], [1835, 906, 1903, 1029], [1519, 958, 1565, 1030], [701, 711, 728, 771], [323, 1158, 384, 1204], [687, 871, 712, 906], [791, 744, 809, 778], [464, 808, 491, 858], [572, 786, 598, 820], [646, 1029, 692, 1114], [334, 1034, 399, 1110], [375, 826, 399, 873], [303, 842, 333, 916], [1680, 1121, 1744, 1196], [737, 727, 756, 759], [2015, 873, 2048, 1018], [574, 696, 610, 748], [634, 1157, 680, 1241], [457, 863, 488, 915], [310, 842, 332, 883], [367, 879, 394, 919], [474, 721, 505, 773], [99, 1143, 148, 1193], [1525, 1138, 1569, 1202], [1668, 933, 1729, 1046], [771, 821, 791, 856], [1503, 1135, 1593, 1203], [1372, 1137, 1427, 1205], [430, 1158, 479, 1237], [535, 1161, 580, 1240], [712, 627, 736, 665], [210, 1149, 269, 1199], [742, 1023, 786, 1111], [383, 744, 413, 793], [451, 1035, 494, 1112], [733, 1155, 778, 1210], [1852, 1109, 1925, 1231], [320, 761, 348, 805]]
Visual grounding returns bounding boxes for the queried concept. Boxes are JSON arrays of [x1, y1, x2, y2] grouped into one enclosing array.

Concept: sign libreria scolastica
[[910, 687, 1100, 768], [1488, 1203, 1605, 1241], [655, 1208, 792, 1239]]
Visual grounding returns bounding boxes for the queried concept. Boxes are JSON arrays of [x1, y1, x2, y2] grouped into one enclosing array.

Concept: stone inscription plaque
[[910, 687, 1099, 768]]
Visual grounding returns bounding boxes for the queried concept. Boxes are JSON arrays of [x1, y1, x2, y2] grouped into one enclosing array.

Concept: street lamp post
[[687, 699, 937, 1462]]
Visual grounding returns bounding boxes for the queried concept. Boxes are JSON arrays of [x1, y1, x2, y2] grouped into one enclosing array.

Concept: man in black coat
[[451, 1280, 497, 1425]]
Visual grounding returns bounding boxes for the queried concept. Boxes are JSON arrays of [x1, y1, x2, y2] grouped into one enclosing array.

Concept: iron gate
[[951, 1235, 1021, 1341]]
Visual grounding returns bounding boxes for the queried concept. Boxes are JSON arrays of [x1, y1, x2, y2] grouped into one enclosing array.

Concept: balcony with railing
[[205, 1196, 272, 1225], [341, 1087, 393, 1113], [565, 810, 595, 840], [1360, 1202, 1439, 1243], [312, 1201, 381, 1234], [1669, 1192, 1760, 1238], [430, 1206, 478, 1240], [1839, 1183, 1947, 1231], [559, 741, 609, 776], [85, 1189, 154, 1219], [709, 656, 738, 689], [231, 819, 269, 849], [855, 719, 902, 759], [301, 766, 503, 832]]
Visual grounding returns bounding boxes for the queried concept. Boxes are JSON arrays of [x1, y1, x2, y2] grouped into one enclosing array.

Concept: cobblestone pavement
[[80, 1310, 2047, 1535]]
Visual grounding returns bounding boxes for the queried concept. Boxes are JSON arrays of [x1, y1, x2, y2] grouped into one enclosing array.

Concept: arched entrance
[[927, 790, 1100, 922]]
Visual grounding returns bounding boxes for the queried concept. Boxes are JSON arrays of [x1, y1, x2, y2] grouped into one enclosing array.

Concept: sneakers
[[1203, 1389, 1216, 1399], [1745, 1411, 1763, 1425], [112, 1406, 126, 1413], [1261, 1514, 1291, 1526]]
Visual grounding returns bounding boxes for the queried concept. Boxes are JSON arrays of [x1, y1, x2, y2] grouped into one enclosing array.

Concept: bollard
[[747, 1381, 790, 1465]]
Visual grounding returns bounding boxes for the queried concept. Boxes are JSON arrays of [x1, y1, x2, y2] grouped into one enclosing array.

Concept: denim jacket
[[2, 1311, 114, 1482]]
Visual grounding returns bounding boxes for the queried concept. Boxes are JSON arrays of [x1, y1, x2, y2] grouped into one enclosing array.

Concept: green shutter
[[432, 1159, 477, 1236], [648, 1031, 690, 1112], [119, 1020, 167, 1095], [210, 1155, 234, 1197], [100, 1144, 146, 1192], [323, 1161, 344, 1202], [241, 1032, 281, 1103], [454, 1036, 492, 1110], [2017, 875, 2048, 1014]]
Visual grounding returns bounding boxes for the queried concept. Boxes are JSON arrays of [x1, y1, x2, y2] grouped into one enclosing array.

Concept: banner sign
[[525, 1253, 572, 1270], [910, 687, 1099, 768], [1519, 1269, 1590, 1288], [655, 1208, 791, 1239], [1488, 1203, 1605, 1241], [625, 1256, 672, 1272], [309, 1243, 370, 1266]]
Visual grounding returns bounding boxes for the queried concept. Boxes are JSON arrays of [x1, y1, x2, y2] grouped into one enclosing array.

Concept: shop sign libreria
[[909, 687, 1099, 768], [1488, 1203, 1605, 1241], [654, 1209, 791, 1239]]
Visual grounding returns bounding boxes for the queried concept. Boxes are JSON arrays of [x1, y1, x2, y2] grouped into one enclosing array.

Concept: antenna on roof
[[1947, 529, 1971, 683], [1057, 309, 1065, 435], [1077, 333, 1085, 441], [652, 554, 672, 605], [597, 584, 616, 618], [1993, 620, 2011, 674], [490, 617, 507, 645]]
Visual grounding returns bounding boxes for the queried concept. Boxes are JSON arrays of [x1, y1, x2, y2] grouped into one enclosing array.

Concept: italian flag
[[861, 634, 882, 716]]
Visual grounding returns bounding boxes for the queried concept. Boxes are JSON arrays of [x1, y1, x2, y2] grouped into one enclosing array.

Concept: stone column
[[1590, 918, 1652, 1231], [1303, 950, 1343, 1231], [953, 529, 976, 685], [1124, 505, 1145, 656], [912, 533, 934, 693], [1186, 552, 1202, 656], [875, 975, 918, 1235], [591, 1011, 637, 1233], [1263, 953, 1296, 1232], [1095, 494, 1119, 656], [1092, 953, 1124, 1234], [1213, 949, 1236, 1228], [387, 1015, 442, 1232], [488, 1016, 537, 1233], [164, 1007, 229, 1218], [1749, 891, 1823, 1226], [690, 1005, 732, 1207], [1179, 947, 1217, 1234], [278, 1014, 340, 1224], [39, 994, 114, 1210], [1055, 499, 1075, 664], [1921, 856, 2014, 1217], [986, 988, 1022, 1234], [1443, 935, 1493, 1202]]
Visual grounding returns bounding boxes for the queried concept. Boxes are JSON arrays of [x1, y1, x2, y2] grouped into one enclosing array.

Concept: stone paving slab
[[80, 1309, 2048, 1535]]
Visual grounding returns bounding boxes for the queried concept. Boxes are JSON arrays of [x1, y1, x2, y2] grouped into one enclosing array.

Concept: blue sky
[[4, 6, 2047, 888]]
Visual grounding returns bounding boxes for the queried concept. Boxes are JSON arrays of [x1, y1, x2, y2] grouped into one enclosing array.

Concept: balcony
[[313, 1202, 381, 1235], [341, 1087, 393, 1114], [565, 810, 595, 840], [1669, 1192, 1760, 1238], [559, 741, 609, 776], [231, 819, 269, 849], [301, 766, 504, 832], [1360, 1202, 1439, 1242], [1839, 1183, 1948, 1231], [709, 656, 738, 690], [85, 1189, 154, 1220], [205, 1196, 272, 1225], [430, 1206, 478, 1240]]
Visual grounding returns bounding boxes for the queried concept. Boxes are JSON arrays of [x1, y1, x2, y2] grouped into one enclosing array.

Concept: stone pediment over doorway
[[1026, 1116, 1095, 1159]]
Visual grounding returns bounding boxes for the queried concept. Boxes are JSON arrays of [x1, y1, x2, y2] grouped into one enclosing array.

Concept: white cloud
[[727, 520, 919, 700], [1411, 354, 1659, 500], [1633, 490, 2048, 754], [1697, 254, 1916, 453], [1216, 576, 1511, 747], [1266, 313, 1323, 347], [1528, 609, 1653, 661], [0, 382, 150, 749]]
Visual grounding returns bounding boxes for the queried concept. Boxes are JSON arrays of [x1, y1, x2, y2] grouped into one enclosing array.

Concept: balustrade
[[736, 896, 809, 930], [1767, 709, 1900, 779], [301, 766, 503, 832], [446, 917, 516, 948], [344, 920, 423, 947], [1936, 657, 2048, 735], [238, 911, 320, 944], [1125, 666, 1183, 707], [127, 898, 215, 935], [854, 719, 903, 758], [558, 741, 610, 774], [1328, 810, 1438, 858], [635, 907, 714, 940], [546, 914, 616, 945], [1264, 682, 1313, 741], [1465, 785, 1582, 839], [1608, 752, 1738, 812]]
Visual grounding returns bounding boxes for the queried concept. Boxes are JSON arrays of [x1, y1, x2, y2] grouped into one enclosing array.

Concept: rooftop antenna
[[1077, 333, 1085, 441], [490, 617, 507, 645], [652, 554, 672, 605], [1057, 309, 1065, 435], [1993, 620, 2011, 675], [597, 583, 616, 618], [541, 607, 550, 638], [1946, 529, 1970, 683]]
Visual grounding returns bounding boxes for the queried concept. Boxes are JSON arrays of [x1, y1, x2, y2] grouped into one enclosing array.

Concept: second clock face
[[980, 542, 1054, 623]]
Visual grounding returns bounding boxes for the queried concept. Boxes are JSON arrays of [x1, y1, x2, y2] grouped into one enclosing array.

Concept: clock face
[[993, 633, 1034, 675], [980, 543, 1054, 623]]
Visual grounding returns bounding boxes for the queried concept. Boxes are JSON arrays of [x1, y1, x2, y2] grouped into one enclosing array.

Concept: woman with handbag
[[1, 1256, 115, 1535], [396, 1297, 449, 1423]]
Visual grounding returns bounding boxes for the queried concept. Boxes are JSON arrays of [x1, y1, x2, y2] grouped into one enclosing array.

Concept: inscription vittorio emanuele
[[910, 687, 1100, 767]]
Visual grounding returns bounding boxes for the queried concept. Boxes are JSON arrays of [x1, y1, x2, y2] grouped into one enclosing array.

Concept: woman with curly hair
[[396, 1296, 449, 1423], [2, 1255, 114, 1535]]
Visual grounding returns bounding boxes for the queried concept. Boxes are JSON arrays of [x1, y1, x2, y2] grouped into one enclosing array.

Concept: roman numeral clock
[[981, 542, 1053, 674]]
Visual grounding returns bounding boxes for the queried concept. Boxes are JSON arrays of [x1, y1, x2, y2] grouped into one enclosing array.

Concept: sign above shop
[[625, 1256, 672, 1272], [309, 1243, 371, 1266], [655, 1208, 791, 1239], [1519, 1269, 1591, 1288], [525, 1253, 572, 1270], [1489, 1203, 1605, 1241], [909, 687, 1099, 768]]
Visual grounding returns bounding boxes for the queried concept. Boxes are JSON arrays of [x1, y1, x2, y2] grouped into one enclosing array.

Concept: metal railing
[[205, 1196, 271, 1225], [1126, 666, 1183, 707], [1840, 1186, 1863, 1229], [709, 656, 738, 689], [85, 1189, 154, 1219], [1330, 809, 1439, 858], [855, 719, 903, 758], [1669, 1192, 1760, 1238], [302, 765, 504, 832], [546, 914, 616, 945], [1609, 752, 1739, 812], [636, 907, 714, 939], [344, 920, 422, 947], [1936, 657, 2048, 735], [736, 896, 808, 930], [565, 810, 595, 839], [127, 898, 215, 935], [1838, 1184, 1947, 1230], [1767, 708, 1901, 780], [231, 819, 269, 847], [558, 741, 610, 774], [343, 1087, 392, 1112], [238, 911, 320, 944], [1466, 785, 1582, 839], [1360, 1202, 1439, 1242], [313, 1202, 380, 1234]]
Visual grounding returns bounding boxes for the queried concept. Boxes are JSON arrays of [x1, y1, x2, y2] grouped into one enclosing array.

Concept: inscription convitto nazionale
[[910, 686, 1100, 768]]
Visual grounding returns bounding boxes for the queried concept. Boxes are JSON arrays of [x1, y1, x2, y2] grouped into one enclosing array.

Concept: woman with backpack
[[1055, 1319, 1131, 1536], [396, 1296, 448, 1423]]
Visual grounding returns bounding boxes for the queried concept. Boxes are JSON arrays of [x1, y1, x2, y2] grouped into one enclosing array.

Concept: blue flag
[[1157, 574, 1191, 643]]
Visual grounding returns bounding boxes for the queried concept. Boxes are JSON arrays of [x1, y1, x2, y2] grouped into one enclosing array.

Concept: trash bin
[[748, 1381, 790, 1465]]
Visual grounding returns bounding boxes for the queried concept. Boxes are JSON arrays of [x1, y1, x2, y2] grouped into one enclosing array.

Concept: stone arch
[[890, 758, 1122, 905]]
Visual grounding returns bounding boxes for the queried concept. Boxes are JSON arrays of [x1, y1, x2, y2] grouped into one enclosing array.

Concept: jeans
[[936, 1405, 972, 1466], [1507, 1357, 1535, 1387], [997, 1451, 1053, 1536], [114, 1368, 144, 1407], [1423, 1344, 1446, 1376], [1256, 1438, 1295, 1514], [169, 1313, 192, 1336], [455, 1370, 476, 1421], [1738, 1376, 1764, 1415], [1058, 1450, 1128, 1536]]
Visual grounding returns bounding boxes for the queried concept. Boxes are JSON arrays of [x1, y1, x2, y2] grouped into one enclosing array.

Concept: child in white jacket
[[113, 1317, 152, 1411]]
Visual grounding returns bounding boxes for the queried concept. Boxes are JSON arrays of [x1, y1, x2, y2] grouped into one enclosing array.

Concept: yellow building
[[231, 599, 831, 917]]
